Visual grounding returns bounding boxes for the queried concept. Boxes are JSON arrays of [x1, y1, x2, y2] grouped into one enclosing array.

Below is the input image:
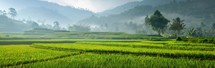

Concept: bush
[[208, 39, 214, 43], [187, 38, 198, 43], [176, 37, 183, 41], [199, 39, 208, 43], [187, 38, 215, 44]]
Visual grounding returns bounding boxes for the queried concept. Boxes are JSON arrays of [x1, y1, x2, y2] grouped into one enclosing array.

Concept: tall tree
[[0, 10, 7, 16], [212, 23, 215, 35], [169, 17, 185, 37], [145, 15, 150, 25], [147, 10, 170, 35], [212, 23, 215, 37], [8, 8, 17, 18], [186, 27, 196, 38], [212, 23, 215, 29], [53, 21, 61, 30]]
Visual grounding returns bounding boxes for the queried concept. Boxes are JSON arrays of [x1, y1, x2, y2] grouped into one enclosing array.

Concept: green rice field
[[0, 39, 215, 68]]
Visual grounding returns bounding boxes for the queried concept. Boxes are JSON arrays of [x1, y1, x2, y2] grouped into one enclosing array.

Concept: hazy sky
[[45, 0, 141, 12]]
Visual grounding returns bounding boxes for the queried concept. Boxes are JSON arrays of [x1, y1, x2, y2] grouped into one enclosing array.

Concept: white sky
[[45, 0, 141, 13]]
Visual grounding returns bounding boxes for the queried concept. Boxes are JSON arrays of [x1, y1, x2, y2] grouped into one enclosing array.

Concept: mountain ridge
[[78, 0, 215, 33], [98, 0, 186, 16], [0, 0, 94, 26]]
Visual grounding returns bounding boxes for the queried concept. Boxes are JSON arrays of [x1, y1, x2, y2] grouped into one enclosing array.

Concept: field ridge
[[31, 45, 215, 60], [78, 43, 215, 51]]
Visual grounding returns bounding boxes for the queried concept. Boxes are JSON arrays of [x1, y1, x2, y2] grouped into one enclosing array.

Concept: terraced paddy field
[[1, 40, 215, 68]]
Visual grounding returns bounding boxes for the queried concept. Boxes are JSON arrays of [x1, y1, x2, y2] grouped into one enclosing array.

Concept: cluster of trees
[[0, 8, 28, 32], [0, 8, 17, 18], [145, 10, 215, 37], [68, 25, 90, 32], [185, 22, 215, 37], [24, 20, 61, 30], [0, 8, 64, 32], [78, 0, 215, 34], [1, 7, 91, 33], [162, 0, 215, 18], [145, 10, 170, 36]]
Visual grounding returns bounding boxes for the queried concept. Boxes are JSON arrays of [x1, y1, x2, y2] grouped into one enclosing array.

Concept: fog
[[45, 0, 141, 12]]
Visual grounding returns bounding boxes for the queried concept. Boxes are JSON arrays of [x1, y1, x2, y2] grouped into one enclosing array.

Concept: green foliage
[[0, 45, 72, 66], [186, 28, 197, 37], [0, 40, 76, 45], [20, 54, 215, 68], [186, 38, 215, 44], [185, 26, 215, 37], [169, 17, 185, 36], [176, 37, 183, 41], [78, 41, 215, 51], [53, 21, 61, 30], [208, 39, 215, 43], [34, 41, 215, 57], [212, 23, 215, 29], [1, 39, 215, 67], [8, 8, 17, 18], [24, 28, 55, 35], [145, 15, 150, 25], [0, 33, 4, 38], [146, 10, 170, 35]]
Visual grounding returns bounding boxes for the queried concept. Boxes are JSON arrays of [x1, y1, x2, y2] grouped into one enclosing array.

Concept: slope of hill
[[78, 0, 215, 33], [98, 0, 185, 16], [0, 0, 94, 26], [0, 15, 30, 32]]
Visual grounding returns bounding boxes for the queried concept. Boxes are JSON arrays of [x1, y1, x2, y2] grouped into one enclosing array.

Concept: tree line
[[145, 10, 215, 38]]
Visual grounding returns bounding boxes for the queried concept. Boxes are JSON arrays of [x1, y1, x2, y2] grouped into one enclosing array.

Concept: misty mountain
[[79, 0, 215, 33], [98, 0, 186, 16], [0, 15, 30, 32], [0, 0, 94, 26]]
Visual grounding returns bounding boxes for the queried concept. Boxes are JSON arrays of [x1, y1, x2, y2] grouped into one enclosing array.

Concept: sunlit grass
[[1, 39, 215, 68], [0, 45, 72, 66], [32, 42, 215, 60], [18, 53, 215, 68]]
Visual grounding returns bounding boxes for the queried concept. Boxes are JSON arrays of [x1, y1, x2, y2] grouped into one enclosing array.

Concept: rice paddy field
[[0, 32, 215, 68]]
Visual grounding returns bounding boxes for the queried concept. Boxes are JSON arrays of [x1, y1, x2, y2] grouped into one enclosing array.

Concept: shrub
[[176, 37, 183, 41], [200, 39, 208, 43], [208, 39, 214, 43], [187, 38, 198, 43], [187, 38, 215, 44]]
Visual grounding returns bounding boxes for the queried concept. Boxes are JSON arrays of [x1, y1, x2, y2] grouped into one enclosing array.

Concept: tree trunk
[[158, 29, 161, 36], [177, 30, 181, 37]]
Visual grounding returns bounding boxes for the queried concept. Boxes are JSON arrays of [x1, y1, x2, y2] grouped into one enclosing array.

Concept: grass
[[0, 40, 76, 45], [77, 41, 215, 51], [0, 33, 215, 68], [18, 53, 215, 68], [0, 45, 77, 67], [32, 42, 215, 60]]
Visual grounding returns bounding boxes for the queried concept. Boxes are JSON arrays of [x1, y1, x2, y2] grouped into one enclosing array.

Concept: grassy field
[[0, 32, 215, 68]]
